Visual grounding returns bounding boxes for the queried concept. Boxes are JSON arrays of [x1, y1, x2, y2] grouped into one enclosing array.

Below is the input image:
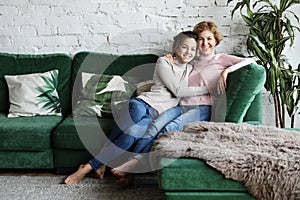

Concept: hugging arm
[[156, 58, 209, 97], [217, 54, 256, 94]]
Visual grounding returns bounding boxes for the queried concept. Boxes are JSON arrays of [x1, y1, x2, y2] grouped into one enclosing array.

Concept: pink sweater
[[180, 53, 255, 106]]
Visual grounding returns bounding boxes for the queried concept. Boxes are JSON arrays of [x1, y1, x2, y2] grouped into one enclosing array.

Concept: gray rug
[[0, 174, 164, 200]]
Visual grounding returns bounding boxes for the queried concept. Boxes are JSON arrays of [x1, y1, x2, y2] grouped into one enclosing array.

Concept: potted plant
[[227, 0, 300, 128]]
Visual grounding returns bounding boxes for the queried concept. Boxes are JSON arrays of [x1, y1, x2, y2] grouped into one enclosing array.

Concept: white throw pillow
[[5, 70, 62, 117], [73, 73, 137, 117], [81, 72, 94, 88]]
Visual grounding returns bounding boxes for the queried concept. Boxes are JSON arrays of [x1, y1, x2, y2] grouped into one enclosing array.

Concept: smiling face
[[197, 30, 217, 56], [175, 37, 197, 64], [193, 21, 223, 57]]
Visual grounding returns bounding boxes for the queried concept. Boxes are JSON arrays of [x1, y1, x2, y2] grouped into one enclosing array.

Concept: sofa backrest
[[71, 51, 159, 107], [71, 51, 266, 124], [0, 52, 72, 116], [0, 51, 265, 123]]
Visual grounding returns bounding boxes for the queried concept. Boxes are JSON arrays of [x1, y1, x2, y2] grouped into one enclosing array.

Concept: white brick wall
[[2, 0, 250, 55], [0, 0, 299, 127]]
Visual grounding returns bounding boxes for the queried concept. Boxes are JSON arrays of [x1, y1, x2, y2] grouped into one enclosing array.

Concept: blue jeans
[[161, 105, 211, 133], [132, 105, 211, 156], [89, 98, 158, 171]]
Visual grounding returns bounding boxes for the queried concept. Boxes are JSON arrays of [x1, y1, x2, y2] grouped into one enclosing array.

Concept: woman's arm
[[221, 53, 256, 72], [218, 54, 256, 94], [156, 57, 209, 97]]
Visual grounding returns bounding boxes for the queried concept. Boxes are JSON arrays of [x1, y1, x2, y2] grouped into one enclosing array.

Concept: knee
[[124, 126, 147, 138], [128, 99, 147, 122], [162, 121, 181, 133], [130, 98, 146, 110], [145, 124, 159, 137]]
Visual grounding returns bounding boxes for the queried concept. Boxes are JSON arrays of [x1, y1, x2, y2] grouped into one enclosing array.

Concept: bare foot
[[111, 159, 139, 178], [64, 163, 92, 184], [95, 165, 106, 179]]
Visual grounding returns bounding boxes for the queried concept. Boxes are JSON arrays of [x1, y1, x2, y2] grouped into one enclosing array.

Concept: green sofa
[[0, 51, 266, 199]]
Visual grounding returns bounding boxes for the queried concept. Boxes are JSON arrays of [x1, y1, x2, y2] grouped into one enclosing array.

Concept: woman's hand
[[217, 68, 230, 94], [164, 54, 175, 64]]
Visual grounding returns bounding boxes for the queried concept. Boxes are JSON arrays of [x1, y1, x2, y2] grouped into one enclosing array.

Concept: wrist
[[225, 68, 231, 73]]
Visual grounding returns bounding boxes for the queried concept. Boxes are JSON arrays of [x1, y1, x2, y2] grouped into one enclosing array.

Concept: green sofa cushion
[[52, 116, 115, 150], [71, 52, 159, 106], [159, 158, 249, 192], [0, 150, 53, 169], [0, 52, 72, 116], [0, 114, 63, 151], [225, 63, 266, 123], [54, 149, 93, 170], [164, 192, 255, 200], [72, 51, 159, 76]]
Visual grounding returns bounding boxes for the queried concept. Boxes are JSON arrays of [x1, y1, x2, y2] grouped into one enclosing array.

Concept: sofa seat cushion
[[0, 150, 54, 169], [159, 157, 249, 192], [0, 114, 63, 151], [164, 192, 255, 200], [52, 116, 115, 151], [54, 149, 93, 171]]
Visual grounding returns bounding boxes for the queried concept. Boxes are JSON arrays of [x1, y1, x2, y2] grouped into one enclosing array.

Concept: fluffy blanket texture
[[151, 122, 300, 200]]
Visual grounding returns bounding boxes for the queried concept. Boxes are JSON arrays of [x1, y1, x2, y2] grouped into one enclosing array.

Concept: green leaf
[[284, 0, 300, 12], [248, 35, 267, 52], [229, 0, 248, 18], [51, 70, 59, 88], [35, 71, 61, 114], [240, 14, 252, 25], [286, 9, 300, 23]]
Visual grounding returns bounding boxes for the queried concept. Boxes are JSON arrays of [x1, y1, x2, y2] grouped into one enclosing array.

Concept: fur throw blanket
[[151, 122, 300, 200]]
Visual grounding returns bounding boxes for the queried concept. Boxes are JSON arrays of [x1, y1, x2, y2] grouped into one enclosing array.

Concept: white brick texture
[[0, 0, 252, 55]]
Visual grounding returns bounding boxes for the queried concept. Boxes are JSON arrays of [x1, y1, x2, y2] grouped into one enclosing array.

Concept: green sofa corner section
[[159, 128, 300, 200], [158, 63, 267, 200]]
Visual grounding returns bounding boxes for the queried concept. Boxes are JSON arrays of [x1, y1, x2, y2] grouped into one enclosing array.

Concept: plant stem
[[281, 102, 285, 128], [274, 94, 279, 127]]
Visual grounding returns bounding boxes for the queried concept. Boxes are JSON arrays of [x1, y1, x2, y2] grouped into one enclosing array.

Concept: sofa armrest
[[225, 63, 266, 123]]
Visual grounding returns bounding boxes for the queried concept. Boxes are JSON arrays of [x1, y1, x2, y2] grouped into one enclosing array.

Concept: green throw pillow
[[73, 74, 137, 117]]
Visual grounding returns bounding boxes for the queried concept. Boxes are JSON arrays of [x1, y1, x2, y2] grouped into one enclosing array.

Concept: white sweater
[[138, 57, 208, 114]]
